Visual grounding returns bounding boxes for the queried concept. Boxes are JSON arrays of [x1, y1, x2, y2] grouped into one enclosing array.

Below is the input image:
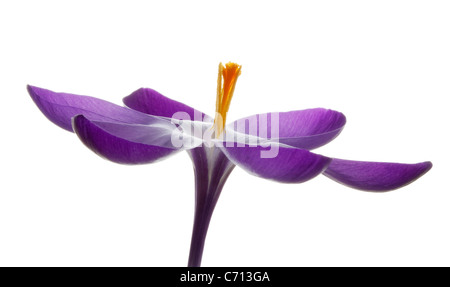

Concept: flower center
[[213, 62, 242, 138]]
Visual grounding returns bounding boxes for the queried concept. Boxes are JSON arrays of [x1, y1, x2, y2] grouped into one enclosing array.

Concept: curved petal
[[72, 115, 180, 164], [220, 143, 331, 183], [28, 85, 155, 132], [123, 88, 212, 122], [323, 159, 432, 192], [228, 109, 346, 150]]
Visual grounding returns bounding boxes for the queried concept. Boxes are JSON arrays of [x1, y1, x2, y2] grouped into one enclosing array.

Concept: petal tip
[[418, 160, 433, 176], [424, 160, 433, 170], [27, 84, 47, 98], [26, 84, 40, 100], [27, 85, 75, 132]]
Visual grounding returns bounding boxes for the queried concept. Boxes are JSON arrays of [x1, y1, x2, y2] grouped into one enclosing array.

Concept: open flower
[[28, 62, 432, 266]]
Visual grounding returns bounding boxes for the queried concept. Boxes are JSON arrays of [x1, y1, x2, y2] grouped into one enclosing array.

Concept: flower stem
[[187, 146, 235, 267], [188, 202, 214, 267]]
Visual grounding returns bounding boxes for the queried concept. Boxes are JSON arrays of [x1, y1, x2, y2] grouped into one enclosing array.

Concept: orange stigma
[[213, 62, 242, 137]]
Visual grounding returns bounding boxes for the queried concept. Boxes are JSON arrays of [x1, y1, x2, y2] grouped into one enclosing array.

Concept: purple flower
[[28, 62, 431, 267]]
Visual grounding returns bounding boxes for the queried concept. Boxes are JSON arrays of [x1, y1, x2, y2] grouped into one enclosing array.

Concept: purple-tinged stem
[[187, 146, 235, 267]]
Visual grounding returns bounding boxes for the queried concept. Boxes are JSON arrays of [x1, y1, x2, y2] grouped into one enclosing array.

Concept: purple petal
[[28, 85, 155, 132], [72, 115, 179, 164], [323, 159, 432, 192], [229, 109, 346, 150], [221, 144, 331, 183], [123, 88, 212, 122]]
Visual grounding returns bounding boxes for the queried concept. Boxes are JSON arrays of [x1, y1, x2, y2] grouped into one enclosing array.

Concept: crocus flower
[[28, 62, 432, 267]]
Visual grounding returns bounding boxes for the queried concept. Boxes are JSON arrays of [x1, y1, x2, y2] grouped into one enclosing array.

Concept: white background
[[0, 0, 448, 267]]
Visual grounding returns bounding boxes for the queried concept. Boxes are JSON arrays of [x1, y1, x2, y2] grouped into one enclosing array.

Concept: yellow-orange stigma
[[213, 62, 242, 138]]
